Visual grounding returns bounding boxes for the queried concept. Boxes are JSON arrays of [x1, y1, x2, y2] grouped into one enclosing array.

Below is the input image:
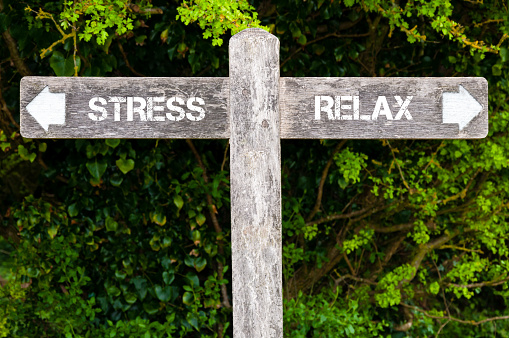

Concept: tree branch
[[400, 302, 509, 327], [305, 200, 398, 227], [1, 28, 32, 76], [117, 41, 146, 77], [306, 140, 347, 222], [447, 277, 509, 289], [406, 228, 475, 283]]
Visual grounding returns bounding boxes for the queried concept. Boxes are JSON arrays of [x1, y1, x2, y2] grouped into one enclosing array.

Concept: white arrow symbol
[[442, 85, 482, 131], [26, 86, 66, 132]]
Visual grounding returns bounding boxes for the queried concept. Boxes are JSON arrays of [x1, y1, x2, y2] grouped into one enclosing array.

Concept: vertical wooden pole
[[229, 29, 282, 337]]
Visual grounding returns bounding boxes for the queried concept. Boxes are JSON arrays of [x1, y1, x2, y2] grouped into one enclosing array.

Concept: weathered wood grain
[[229, 28, 282, 337], [20, 77, 229, 138], [280, 77, 488, 139], [21, 76, 488, 140]]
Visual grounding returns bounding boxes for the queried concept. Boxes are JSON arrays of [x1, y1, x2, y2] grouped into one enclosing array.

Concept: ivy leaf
[[110, 173, 123, 187], [196, 213, 206, 226], [162, 236, 172, 248], [68, 203, 78, 217], [182, 292, 194, 305], [116, 158, 135, 174], [49, 51, 81, 76], [27, 267, 41, 278], [186, 312, 199, 331], [289, 22, 301, 38], [142, 301, 159, 315], [124, 292, 137, 305], [105, 216, 118, 232], [151, 210, 166, 226], [163, 271, 175, 285], [131, 277, 148, 300], [106, 285, 121, 297], [86, 159, 107, 179], [194, 257, 207, 272], [173, 195, 184, 210], [105, 139, 120, 148], [48, 225, 58, 239], [154, 285, 172, 302]]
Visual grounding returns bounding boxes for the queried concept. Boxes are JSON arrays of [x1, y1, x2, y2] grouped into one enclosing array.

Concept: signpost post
[[20, 28, 488, 337]]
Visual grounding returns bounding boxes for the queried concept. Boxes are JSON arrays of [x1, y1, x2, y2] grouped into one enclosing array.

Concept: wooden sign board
[[280, 77, 488, 139], [21, 77, 487, 139], [20, 77, 229, 139]]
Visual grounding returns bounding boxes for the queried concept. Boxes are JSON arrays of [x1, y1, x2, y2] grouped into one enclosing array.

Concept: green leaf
[[289, 22, 301, 38], [27, 267, 41, 278], [105, 216, 118, 232], [135, 35, 147, 45], [49, 51, 81, 76], [186, 312, 199, 330], [116, 158, 135, 174], [105, 139, 121, 148], [18, 145, 36, 162], [151, 211, 166, 226], [68, 203, 79, 217], [184, 256, 195, 268], [115, 270, 126, 280], [107, 285, 121, 297], [110, 173, 123, 187], [194, 257, 207, 272], [86, 159, 107, 179], [492, 63, 503, 76], [132, 277, 148, 300], [182, 292, 194, 305], [500, 47, 509, 62], [48, 225, 58, 239], [142, 301, 159, 315], [297, 34, 307, 45], [162, 236, 172, 248], [124, 292, 137, 304], [196, 213, 206, 226], [174, 195, 184, 210], [154, 285, 172, 302], [163, 271, 175, 285]]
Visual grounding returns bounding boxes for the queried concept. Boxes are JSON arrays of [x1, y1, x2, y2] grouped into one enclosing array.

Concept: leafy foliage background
[[1, 0, 509, 337]]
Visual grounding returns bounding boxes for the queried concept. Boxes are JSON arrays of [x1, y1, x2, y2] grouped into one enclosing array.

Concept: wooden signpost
[[20, 28, 488, 337]]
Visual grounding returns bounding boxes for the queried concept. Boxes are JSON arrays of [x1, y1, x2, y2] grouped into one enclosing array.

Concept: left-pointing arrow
[[26, 86, 66, 131]]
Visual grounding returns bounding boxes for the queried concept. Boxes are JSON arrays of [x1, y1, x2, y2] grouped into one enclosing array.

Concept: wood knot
[[262, 120, 269, 128]]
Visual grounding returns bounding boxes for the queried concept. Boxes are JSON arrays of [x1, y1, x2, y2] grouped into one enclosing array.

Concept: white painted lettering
[[88, 97, 107, 121], [108, 97, 126, 121], [353, 96, 360, 120], [151, 97, 166, 122], [340, 96, 353, 120], [146, 97, 154, 121], [127, 97, 147, 121], [315, 96, 334, 120], [334, 96, 341, 119], [394, 96, 413, 120], [186, 97, 206, 121], [372, 96, 393, 120], [166, 97, 186, 121]]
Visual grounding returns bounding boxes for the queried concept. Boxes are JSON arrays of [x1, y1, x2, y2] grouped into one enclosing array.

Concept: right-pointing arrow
[[26, 86, 66, 132], [442, 85, 482, 131]]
